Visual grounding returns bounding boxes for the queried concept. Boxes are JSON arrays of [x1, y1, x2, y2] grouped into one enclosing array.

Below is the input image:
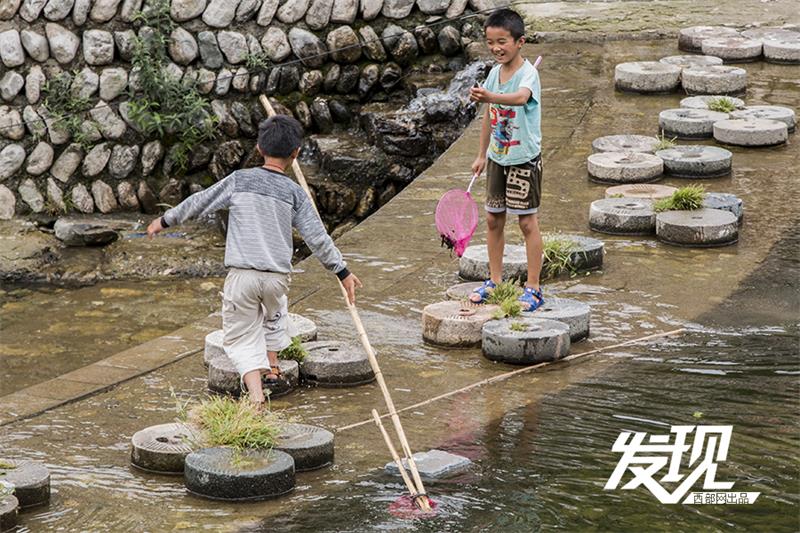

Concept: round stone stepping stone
[[534, 298, 591, 342], [587, 152, 663, 184], [656, 208, 738, 247], [713, 119, 788, 147], [591, 134, 658, 154], [659, 55, 723, 69], [422, 300, 498, 347], [482, 317, 570, 365], [459, 244, 527, 282], [701, 37, 762, 62], [656, 146, 732, 179], [605, 183, 677, 200], [208, 355, 299, 397], [446, 281, 483, 301], [680, 95, 746, 111], [730, 106, 796, 133], [130, 423, 199, 475], [546, 234, 605, 273], [679, 26, 741, 52], [0, 495, 18, 532], [614, 61, 681, 93], [301, 341, 375, 387], [0, 460, 50, 508], [741, 27, 799, 42], [704, 192, 743, 223], [763, 37, 800, 64], [184, 447, 295, 502], [589, 198, 656, 236], [658, 108, 730, 139], [275, 423, 334, 472], [682, 66, 747, 95]]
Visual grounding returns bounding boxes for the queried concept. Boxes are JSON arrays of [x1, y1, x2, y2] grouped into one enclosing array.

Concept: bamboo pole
[[259, 95, 431, 510], [372, 409, 420, 501]]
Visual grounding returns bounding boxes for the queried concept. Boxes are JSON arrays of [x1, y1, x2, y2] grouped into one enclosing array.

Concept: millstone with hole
[[704, 192, 743, 223], [546, 234, 605, 273], [446, 281, 484, 301], [589, 198, 656, 236], [658, 108, 730, 139], [482, 317, 570, 365], [659, 55, 723, 69], [713, 118, 788, 147], [614, 61, 681, 93], [184, 447, 295, 502], [459, 244, 527, 282], [275, 423, 334, 471], [678, 26, 741, 52], [208, 355, 299, 397], [681, 66, 747, 95], [680, 95, 746, 111], [656, 146, 732, 178], [0, 460, 50, 508], [535, 298, 591, 342], [605, 183, 677, 200], [300, 341, 375, 386], [0, 496, 17, 532], [701, 37, 762, 62], [656, 208, 738, 247], [130, 423, 199, 475], [730, 106, 796, 133], [587, 152, 663, 184], [422, 300, 499, 347], [591, 134, 658, 154], [763, 37, 800, 64]]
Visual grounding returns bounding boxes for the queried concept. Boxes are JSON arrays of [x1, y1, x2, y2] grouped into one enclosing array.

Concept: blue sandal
[[469, 280, 496, 304], [519, 287, 545, 312]]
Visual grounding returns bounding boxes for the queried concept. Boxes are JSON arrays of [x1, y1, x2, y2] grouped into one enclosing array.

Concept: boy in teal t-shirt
[[468, 8, 545, 311]]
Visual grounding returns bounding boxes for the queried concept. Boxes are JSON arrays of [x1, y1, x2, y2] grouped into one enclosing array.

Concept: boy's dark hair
[[484, 8, 526, 40], [257, 115, 304, 158]]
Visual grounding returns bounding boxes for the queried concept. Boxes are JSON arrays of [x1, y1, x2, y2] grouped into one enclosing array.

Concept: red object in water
[[388, 495, 439, 519], [435, 174, 479, 257]]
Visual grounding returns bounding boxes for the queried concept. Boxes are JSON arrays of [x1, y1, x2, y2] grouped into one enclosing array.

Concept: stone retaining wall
[[0, 0, 495, 224]]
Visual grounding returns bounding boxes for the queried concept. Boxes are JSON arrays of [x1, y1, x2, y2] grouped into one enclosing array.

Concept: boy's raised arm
[[147, 175, 235, 237]]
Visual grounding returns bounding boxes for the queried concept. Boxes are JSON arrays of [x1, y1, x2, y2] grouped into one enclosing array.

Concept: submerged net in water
[[435, 175, 479, 257]]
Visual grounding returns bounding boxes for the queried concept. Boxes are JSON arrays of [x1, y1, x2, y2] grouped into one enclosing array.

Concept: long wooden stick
[[336, 328, 686, 432], [259, 94, 431, 510], [372, 409, 420, 501]]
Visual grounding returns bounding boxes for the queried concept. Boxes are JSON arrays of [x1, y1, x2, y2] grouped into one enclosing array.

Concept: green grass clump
[[653, 185, 705, 212], [0, 460, 16, 470], [188, 396, 283, 454], [707, 97, 737, 113], [653, 130, 677, 151], [509, 321, 527, 332], [279, 337, 307, 363], [492, 298, 523, 320], [487, 281, 524, 319], [542, 236, 579, 279]]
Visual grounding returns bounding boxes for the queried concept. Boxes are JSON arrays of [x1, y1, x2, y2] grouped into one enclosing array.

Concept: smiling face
[[485, 26, 524, 65]]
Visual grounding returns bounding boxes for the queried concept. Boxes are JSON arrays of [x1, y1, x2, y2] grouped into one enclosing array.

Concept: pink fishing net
[[435, 175, 479, 257]]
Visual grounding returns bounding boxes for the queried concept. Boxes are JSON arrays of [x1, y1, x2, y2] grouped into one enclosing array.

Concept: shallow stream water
[[0, 38, 798, 531]]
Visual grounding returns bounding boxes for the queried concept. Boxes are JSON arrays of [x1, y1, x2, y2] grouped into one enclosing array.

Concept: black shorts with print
[[485, 154, 542, 215]]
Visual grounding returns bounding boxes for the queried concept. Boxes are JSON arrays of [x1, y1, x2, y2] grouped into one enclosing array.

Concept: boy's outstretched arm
[[147, 176, 235, 238], [293, 197, 362, 304], [471, 105, 491, 176]]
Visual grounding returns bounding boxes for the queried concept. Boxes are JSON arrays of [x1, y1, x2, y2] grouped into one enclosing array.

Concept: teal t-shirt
[[482, 59, 541, 166]]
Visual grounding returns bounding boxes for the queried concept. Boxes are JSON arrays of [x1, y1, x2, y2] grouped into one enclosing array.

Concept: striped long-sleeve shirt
[[162, 167, 349, 279]]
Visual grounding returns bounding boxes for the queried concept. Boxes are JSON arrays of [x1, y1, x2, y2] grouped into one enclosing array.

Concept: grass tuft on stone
[[707, 97, 737, 113], [487, 281, 524, 319], [510, 321, 528, 332], [653, 185, 705, 212], [188, 396, 284, 455], [653, 130, 678, 151], [543, 236, 579, 279], [279, 337, 308, 363]]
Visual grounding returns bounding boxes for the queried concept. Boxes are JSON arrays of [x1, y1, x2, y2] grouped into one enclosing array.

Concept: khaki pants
[[222, 268, 292, 379]]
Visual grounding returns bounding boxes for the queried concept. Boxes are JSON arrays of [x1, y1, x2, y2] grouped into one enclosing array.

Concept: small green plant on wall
[[129, 0, 217, 172], [41, 73, 98, 150]]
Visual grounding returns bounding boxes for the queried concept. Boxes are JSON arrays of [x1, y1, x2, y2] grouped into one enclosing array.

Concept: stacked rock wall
[[0, 0, 494, 222]]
